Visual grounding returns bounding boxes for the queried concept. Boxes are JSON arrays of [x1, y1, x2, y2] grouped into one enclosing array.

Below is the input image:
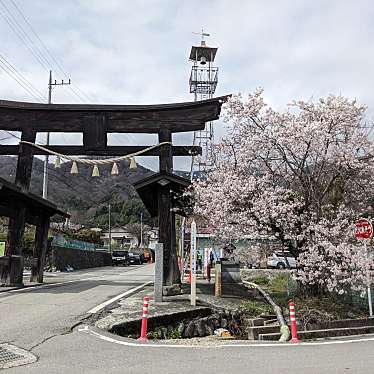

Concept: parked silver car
[[267, 251, 297, 269]]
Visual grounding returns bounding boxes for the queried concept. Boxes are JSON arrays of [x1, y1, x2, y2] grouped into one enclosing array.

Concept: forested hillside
[[0, 156, 154, 227]]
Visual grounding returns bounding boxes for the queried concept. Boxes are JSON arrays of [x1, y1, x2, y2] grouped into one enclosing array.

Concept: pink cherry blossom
[[192, 90, 374, 293]]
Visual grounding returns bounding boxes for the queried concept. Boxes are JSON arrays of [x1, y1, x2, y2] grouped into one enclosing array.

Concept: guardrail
[[51, 235, 100, 251]]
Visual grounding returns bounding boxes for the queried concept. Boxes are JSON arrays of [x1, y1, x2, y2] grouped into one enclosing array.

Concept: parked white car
[[267, 251, 297, 269]]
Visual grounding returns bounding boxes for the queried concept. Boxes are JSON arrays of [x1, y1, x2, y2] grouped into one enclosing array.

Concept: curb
[[76, 324, 374, 349]]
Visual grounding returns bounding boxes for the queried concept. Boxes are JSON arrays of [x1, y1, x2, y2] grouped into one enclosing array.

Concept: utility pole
[[42, 70, 71, 199], [108, 203, 112, 254], [180, 216, 185, 281], [190, 220, 197, 306], [140, 212, 143, 249]]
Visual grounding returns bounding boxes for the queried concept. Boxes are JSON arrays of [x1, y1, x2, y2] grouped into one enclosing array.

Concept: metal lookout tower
[[189, 30, 219, 179]]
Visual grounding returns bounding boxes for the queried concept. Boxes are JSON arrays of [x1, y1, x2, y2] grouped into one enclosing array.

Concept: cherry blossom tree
[[230, 243, 262, 268], [192, 89, 374, 293]]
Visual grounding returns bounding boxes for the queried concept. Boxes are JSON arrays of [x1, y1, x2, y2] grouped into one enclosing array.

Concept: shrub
[[241, 300, 273, 317]]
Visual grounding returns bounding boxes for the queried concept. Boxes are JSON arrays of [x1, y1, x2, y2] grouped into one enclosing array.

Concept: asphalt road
[[0, 264, 153, 350], [1, 264, 374, 374]]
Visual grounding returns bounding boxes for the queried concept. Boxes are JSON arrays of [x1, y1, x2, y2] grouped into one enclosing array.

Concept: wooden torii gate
[[0, 96, 227, 287], [0, 177, 69, 286]]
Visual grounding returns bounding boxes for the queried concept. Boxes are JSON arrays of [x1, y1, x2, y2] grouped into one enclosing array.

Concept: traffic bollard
[[137, 296, 150, 342], [207, 263, 211, 283], [289, 301, 300, 343], [188, 252, 192, 284]]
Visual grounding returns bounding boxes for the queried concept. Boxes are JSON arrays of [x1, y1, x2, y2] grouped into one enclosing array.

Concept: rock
[[160, 327, 168, 339], [193, 321, 201, 337], [209, 315, 221, 328], [163, 284, 182, 296], [196, 318, 207, 337], [185, 321, 195, 338], [232, 312, 241, 320], [228, 318, 240, 336], [206, 319, 215, 335], [221, 318, 228, 328], [177, 322, 185, 336]]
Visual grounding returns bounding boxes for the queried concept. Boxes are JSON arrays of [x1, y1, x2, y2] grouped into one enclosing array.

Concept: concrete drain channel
[[110, 308, 247, 340], [0, 344, 37, 369]]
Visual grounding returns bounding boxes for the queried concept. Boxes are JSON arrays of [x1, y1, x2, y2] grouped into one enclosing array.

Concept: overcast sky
[[1, 0, 374, 170]]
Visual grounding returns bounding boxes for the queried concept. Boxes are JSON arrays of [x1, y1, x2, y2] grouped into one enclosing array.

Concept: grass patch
[[293, 295, 368, 323], [240, 299, 273, 317], [247, 272, 369, 325], [250, 273, 293, 308], [268, 273, 290, 294], [147, 327, 182, 340], [264, 274, 368, 327], [251, 275, 270, 287]]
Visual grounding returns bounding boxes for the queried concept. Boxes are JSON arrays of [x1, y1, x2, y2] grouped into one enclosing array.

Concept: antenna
[[192, 28, 210, 44]]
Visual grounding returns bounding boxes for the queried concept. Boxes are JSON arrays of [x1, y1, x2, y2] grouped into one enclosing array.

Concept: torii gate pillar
[[158, 129, 181, 287]]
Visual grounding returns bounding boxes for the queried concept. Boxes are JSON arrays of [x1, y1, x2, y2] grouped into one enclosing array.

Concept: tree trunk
[[165, 212, 181, 285]]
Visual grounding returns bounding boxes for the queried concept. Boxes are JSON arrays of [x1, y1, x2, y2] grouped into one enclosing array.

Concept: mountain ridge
[[0, 156, 155, 227]]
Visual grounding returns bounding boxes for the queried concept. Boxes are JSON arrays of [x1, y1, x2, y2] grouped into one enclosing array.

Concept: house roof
[[0, 177, 69, 225], [133, 172, 191, 217]]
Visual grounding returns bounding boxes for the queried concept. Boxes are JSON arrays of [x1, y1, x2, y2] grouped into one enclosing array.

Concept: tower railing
[[189, 66, 218, 95]]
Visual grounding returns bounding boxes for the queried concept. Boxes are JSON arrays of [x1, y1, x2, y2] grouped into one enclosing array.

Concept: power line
[[0, 0, 50, 73], [35, 163, 99, 207], [109, 133, 158, 171], [0, 130, 20, 141], [1, 0, 97, 104], [36, 159, 124, 209], [0, 144, 100, 208], [8, 0, 99, 103], [0, 54, 45, 100], [0, 60, 43, 102], [10, 0, 97, 103], [73, 85, 94, 103], [0, 129, 116, 205], [10, 0, 66, 74], [0, 130, 17, 142], [66, 85, 87, 104]]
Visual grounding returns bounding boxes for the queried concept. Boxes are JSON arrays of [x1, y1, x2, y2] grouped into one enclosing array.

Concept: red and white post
[[138, 296, 150, 342], [289, 301, 300, 343]]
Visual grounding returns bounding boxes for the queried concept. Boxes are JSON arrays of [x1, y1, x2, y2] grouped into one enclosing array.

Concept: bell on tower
[[189, 31, 218, 98]]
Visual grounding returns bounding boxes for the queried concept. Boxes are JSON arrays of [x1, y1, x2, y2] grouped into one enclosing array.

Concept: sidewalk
[[94, 276, 254, 338]]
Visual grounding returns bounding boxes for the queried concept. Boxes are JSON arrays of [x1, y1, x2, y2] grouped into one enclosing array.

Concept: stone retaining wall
[[51, 246, 112, 271]]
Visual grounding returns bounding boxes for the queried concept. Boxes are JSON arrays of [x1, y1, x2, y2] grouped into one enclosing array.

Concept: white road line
[[3, 277, 124, 294], [23, 272, 58, 277], [1, 266, 152, 295], [77, 325, 374, 349], [87, 281, 153, 314], [5, 279, 81, 293]]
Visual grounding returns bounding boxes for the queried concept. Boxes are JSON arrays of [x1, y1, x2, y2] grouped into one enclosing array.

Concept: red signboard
[[355, 218, 373, 239]]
